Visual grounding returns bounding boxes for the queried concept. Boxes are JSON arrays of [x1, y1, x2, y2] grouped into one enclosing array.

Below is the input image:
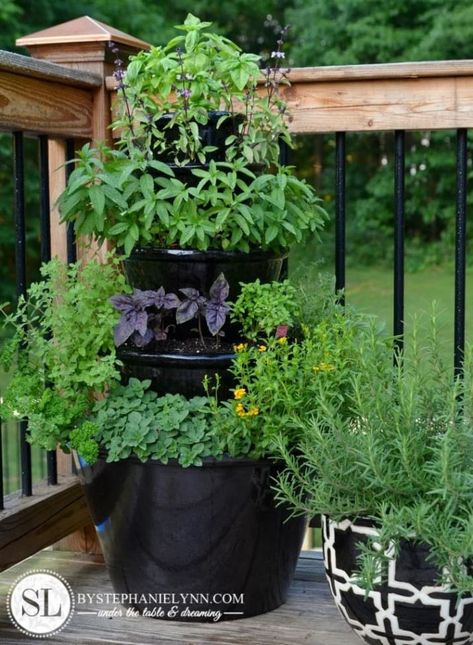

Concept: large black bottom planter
[[117, 347, 235, 398], [322, 515, 473, 645], [77, 456, 306, 621]]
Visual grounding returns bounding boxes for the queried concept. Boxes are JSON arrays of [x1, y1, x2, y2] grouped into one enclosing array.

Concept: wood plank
[[0, 477, 91, 572], [107, 67, 473, 134], [0, 551, 359, 644], [286, 60, 473, 82], [0, 70, 93, 136], [0, 50, 101, 87], [281, 75, 473, 133]]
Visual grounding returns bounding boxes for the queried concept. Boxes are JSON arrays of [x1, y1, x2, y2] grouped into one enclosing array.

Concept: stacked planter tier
[[77, 455, 306, 620], [119, 247, 287, 397], [322, 515, 473, 645]]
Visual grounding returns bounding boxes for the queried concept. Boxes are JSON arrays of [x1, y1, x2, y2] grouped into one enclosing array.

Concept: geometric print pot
[[322, 515, 473, 645]]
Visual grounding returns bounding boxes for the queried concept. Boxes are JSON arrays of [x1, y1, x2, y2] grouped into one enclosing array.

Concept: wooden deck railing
[[0, 16, 470, 567]]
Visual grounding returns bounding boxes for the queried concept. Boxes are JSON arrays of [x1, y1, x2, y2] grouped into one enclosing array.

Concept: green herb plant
[[224, 278, 382, 457], [0, 256, 127, 451], [58, 14, 328, 256], [72, 378, 235, 468], [275, 310, 473, 595], [231, 278, 301, 340]]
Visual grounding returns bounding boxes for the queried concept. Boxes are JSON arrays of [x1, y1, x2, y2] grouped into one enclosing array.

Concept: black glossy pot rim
[[126, 247, 288, 262], [117, 348, 235, 365], [87, 452, 273, 470]]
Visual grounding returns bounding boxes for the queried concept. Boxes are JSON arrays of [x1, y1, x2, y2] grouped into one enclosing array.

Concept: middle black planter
[[77, 455, 306, 621], [123, 247, 287, 302], [120, 246, 287, 396]]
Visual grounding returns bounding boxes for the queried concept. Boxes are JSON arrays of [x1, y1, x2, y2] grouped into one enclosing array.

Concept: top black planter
[[153, 111, 244, 163], [124, 247, 286, 302]]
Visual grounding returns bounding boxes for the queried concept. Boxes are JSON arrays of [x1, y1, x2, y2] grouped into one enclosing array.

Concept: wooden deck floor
[[0, 550, 359, 644]]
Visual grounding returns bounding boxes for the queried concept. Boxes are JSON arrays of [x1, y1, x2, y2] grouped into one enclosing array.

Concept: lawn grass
[[292, 244, 473, 367]]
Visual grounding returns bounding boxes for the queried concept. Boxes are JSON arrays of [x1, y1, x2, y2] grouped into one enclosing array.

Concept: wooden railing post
[[16, 16, 149, 552]]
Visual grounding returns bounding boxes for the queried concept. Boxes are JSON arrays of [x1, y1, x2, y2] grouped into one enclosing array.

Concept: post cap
[[16, 15, 150, 51]]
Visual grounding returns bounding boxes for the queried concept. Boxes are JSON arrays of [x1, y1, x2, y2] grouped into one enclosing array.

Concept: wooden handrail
[[0, 477, 91, 572], [106, 58, 473, 134], [0, 50, 101, 87]]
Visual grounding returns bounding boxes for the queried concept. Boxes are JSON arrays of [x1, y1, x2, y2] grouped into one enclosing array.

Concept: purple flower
[[271, 51, 285, 60], [179, 88, 192, 99]]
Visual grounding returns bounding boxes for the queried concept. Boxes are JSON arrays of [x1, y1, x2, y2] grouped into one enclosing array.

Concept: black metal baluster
[[3, 420, 9, 496], [39, 135, 58, 485], [13, 131, 32, 496], [454, 129, 467, 377], [65, 138, 77, 263], [393, 130, 405, 357], [279, 139, 289, 279], [335, 132, 346, 304]]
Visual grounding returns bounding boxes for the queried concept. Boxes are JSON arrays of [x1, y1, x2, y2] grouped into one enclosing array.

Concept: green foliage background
[[2, 0, 473, 301]]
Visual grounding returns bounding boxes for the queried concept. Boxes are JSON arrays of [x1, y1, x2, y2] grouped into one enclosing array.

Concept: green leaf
[[265, 225, 279, 244], [89, 185, 105, 216]]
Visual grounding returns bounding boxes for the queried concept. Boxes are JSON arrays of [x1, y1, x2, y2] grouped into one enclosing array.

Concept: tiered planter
[[77, 124, 305, 621], [322, 515, 473, 645]]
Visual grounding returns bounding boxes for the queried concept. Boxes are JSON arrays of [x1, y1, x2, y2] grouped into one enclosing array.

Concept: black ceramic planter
[[124, 247, 287, 343], [153, 111, 244, 163], [76, 456, 306, 621], [124, 247, 286, 294], [322, 515, 473, 645], [117, 346, 235, 398]]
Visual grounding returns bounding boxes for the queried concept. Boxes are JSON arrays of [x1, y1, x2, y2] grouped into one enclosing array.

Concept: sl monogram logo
[[7, 570, 75, 637]]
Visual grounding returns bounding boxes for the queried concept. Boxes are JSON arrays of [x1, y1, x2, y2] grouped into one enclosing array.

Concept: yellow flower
[[258, 345, 267, 352], [235, 403, 246, 417], [234, 387, 246, 400], [234, 343, 247, 352], [313, 362, 335, 373], [277, 336, 288, 345], [247, 406, 260, 417]]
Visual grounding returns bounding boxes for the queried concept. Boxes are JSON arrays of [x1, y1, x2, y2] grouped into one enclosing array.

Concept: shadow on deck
[[0, 551, 358, 644]]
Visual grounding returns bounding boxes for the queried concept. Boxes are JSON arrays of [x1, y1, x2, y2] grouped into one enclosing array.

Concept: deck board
[[0, 550, 359, 644]]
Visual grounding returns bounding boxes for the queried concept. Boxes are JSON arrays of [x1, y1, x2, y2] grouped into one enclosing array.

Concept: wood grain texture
[[0, 551, 359, 644], [17, 15, 150, 51], [281, 75, 473, 133], [0, 478, 91, 572], [48, 138, 69, 262], [286, 60, 473, 82], [107, 67, 473, 134], [0, 70, 93, 136], [0, 50, 101, 86]]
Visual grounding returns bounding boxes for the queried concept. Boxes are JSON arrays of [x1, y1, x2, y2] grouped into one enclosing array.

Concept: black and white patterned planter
[[322, 515, 473, 645]]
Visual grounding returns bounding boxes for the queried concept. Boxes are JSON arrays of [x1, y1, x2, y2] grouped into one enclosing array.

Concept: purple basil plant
[[176, 273, 230, 346], [110, 274, 230, 349], [110, 288, 180, 348]]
